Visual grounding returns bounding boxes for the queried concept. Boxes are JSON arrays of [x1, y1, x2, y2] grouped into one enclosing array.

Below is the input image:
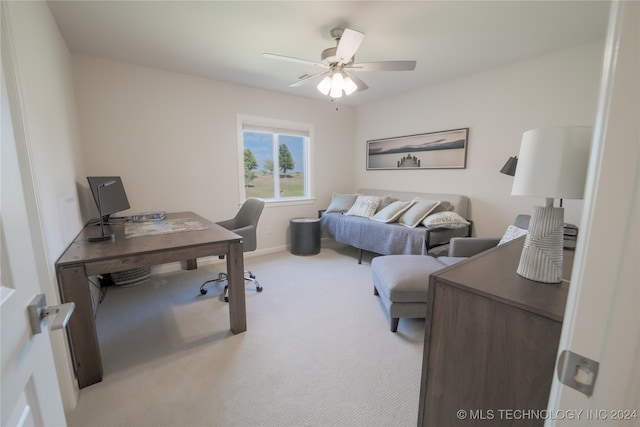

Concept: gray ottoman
[[372, 255, 446, 332]]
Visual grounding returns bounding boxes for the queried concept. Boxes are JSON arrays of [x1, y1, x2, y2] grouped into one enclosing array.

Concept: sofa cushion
[[372, 255, 445, 303], [345, 195, 382, 218], [422, 211, 470, 229], [375, 194, 398, 212], [398, 198, 441, 227], [498, 225, 528, 245], [372, 200, 415, 223], [325, 193, 358, 214], [431, 200, 453, 213]]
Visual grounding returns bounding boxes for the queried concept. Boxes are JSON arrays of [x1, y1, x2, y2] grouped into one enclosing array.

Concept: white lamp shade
[[317, 76, 332, 95], [329, 72, 344, 98], [343, 75, 358, 95], [511, 126, 592, 199]]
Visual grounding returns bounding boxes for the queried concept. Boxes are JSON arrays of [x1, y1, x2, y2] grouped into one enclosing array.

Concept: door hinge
[[557, 349, 599, 397]]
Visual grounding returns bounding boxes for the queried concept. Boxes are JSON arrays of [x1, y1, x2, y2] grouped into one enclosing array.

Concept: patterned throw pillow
[[431, 200, 454, 214], [398, 198, 441, 227], [498, 225, 528, 245], [345, 195, 382, 218], [371, 200, 415, 223], [325, 193, 359, 214], [422, 211, 470, 229], [375, 194, 398, 212]]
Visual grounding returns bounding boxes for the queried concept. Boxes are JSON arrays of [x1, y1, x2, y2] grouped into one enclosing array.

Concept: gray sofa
[[372, 215, 530, 332], [320, 189, 472, 263]]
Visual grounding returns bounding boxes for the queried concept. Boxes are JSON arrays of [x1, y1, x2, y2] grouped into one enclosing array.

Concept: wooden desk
[[418, 237, 574, 426], [55, 212, 246, 389]]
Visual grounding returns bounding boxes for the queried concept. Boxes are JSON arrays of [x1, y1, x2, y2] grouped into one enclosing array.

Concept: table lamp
[[511, 126, 592, 283]]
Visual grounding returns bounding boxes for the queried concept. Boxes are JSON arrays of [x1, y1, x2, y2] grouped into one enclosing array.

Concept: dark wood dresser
[[417, 237, 574, 426]]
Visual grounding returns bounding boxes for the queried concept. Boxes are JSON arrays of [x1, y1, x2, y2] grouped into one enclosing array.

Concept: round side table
[[290, 217, 321, 255]]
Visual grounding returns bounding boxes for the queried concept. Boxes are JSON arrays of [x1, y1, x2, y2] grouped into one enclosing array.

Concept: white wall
[[72, 55, 356, 251], [355, 42, 605, 237], [3, 0, 86, 410], [72, 42, 605, 246]]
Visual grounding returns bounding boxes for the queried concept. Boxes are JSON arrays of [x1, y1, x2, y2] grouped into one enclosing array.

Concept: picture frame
[[366, 128, 469, 170]]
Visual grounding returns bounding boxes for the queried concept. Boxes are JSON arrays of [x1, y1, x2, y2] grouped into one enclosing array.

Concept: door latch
[[28, 294, 75, 335], [557, 349, 599, 397]]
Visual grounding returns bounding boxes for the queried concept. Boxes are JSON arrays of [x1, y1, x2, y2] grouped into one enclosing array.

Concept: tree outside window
[[239, 117, 311, 202]]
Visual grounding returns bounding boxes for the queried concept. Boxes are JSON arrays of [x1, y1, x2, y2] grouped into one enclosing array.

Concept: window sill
[[262, 197, 316, 207]]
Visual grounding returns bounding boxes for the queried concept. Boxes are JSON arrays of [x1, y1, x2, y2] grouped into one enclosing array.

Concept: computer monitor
[[87, 176, 130, 222]]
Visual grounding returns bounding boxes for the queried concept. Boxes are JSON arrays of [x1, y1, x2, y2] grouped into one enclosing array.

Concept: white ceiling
[[47, 1, 611, 107]]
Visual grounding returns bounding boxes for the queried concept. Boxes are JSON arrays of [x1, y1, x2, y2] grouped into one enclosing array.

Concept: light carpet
[[65, 241, 425, 427]]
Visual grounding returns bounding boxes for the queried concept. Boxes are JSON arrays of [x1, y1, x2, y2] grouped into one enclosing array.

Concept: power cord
[[88, 275, 109, 319]]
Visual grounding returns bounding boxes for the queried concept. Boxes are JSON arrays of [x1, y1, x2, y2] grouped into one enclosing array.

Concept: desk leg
[[57, 266, 103, 388], [226, 240, 247, 333]]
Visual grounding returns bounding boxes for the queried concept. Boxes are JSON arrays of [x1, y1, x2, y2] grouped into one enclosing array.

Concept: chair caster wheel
[[200, 289, 207, 295], [257, 286, 263, 292], [224, 296, 229, 302]]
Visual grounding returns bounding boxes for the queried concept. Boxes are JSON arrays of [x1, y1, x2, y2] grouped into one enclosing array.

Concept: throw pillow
[[371, 200, 415, 223], [422, 211, 470, 229], [498, 225, 528, 245], [325, 193, 359, 214], [430, 200, 454, 214], [375, 194, 398, 212], [345, 195, 382, 218], [398, 198, 441, 227]]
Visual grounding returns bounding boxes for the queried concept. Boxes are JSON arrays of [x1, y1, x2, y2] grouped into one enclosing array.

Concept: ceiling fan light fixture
[[330, 72, 344, 98], [266, 26, 417, 99], [343, 75, 358, 95], [317, 76, 332, 95]]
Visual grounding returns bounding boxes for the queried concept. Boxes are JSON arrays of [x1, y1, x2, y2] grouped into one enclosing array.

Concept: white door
[[0, 13, 67, 426], [547, 1, 639, 425]]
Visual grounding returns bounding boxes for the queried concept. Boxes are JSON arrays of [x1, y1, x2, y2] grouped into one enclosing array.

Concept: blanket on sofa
[[320, 189, 471, 257], [321, 214, 430, 255]]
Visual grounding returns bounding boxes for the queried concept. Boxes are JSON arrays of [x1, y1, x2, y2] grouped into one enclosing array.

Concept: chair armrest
[[448, 237, 501, 257], [216, 218, 236, 230], [226, 224, 253, 238], [227, 225, 257, 251]]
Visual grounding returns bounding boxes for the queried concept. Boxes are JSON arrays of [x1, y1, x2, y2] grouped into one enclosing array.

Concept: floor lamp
[[511, 126, 592, 283]]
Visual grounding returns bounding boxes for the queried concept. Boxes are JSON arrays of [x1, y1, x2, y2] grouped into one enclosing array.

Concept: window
[[238, 115, 312, 202]]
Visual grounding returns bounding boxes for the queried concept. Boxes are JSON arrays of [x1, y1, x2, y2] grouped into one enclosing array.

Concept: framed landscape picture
[[366, 128, 469, 170]]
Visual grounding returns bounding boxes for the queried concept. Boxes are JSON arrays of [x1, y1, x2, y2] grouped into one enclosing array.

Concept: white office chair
[[199, 198, 264, 301]]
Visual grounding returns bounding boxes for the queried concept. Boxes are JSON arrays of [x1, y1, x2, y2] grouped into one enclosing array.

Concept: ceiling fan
[[263, 27, 416, 98]]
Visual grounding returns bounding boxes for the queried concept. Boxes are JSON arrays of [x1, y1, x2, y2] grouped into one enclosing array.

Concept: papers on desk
[[125, 218, 207, 238], [131, 211, 167, 222]]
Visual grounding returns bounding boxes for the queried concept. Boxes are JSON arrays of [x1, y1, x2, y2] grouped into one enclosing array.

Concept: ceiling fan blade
[[288, 71, 329, 87], [345, 72, 369, 92], [349, 60, 417, 72], [262, 53, 328, 69], [335, 28, 365, 64]]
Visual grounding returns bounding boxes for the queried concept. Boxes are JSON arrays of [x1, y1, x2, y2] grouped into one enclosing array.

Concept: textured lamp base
[[517, 206, 564, 283]]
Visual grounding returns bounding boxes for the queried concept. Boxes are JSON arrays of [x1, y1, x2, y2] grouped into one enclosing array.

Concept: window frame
[[237, 114, 315, 205]]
